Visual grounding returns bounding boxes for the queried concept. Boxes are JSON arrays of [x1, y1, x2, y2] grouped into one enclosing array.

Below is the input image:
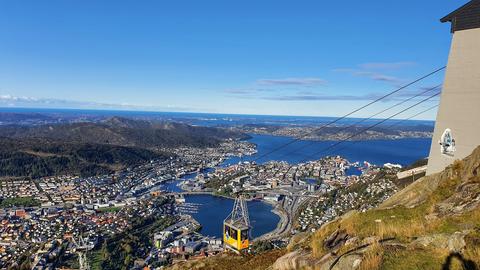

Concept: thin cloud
[[0, 94, 200, 112], [397, 85, 443, 97], [256, 77, 326, 86], [260, 85, 441, 102], [262, 93, 380, 101], [224, 78, 327, 98], [335, 61, 414, 85], [262, 93, 440, 102], [224, 88, 275, 95], [358, 61, 416, 70], [335, 68, 402, 84], [224, 89, 253, 95], [351, 71, 402, 84]]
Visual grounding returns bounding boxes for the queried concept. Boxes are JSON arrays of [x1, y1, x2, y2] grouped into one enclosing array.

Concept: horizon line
[[0, 106, 436, 122]]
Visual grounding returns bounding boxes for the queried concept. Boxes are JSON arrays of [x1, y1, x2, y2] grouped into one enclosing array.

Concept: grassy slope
[[167, 250, 286, 270]]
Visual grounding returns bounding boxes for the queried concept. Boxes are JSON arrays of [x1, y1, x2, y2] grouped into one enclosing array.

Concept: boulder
[[272, 250, 317, 270], [324, 229, 349, 251], [409, 231, 467, 252]]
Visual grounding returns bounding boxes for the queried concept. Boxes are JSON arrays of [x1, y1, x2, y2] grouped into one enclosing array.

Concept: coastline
[[243, 132, 433, 142], [254, 200, 289, 241]]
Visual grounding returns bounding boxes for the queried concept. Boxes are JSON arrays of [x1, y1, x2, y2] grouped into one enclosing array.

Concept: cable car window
[[230, 228, 238, 240], [225, 225, 231, 239], [241, 229, 248, 240]]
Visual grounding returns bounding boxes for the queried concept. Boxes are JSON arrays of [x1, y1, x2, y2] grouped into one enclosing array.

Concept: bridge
[[166, 190, 322, 199]]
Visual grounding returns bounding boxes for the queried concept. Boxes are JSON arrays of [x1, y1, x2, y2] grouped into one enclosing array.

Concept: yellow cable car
[[224, 220, 250, 251], [223, 195, 250, 252]]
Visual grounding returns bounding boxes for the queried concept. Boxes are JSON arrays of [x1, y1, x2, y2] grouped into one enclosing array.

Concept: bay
[[222, 134, 432, 166], [184, 194, 279, 239]]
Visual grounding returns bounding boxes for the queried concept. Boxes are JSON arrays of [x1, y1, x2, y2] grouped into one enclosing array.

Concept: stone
[[324, 229, 349, 251], [362, 236, 379, 245], [345, 237, 359, 246], [409, 231, 467, 252], [272, 250, 315, 270], [332, 254, 363, 270]]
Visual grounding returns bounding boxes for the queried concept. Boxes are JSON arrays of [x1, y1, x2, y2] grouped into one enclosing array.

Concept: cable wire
[[299, 91, 441, 162], [326, 104, 439, 155], [251, 66, 446, 162], [258, 91, 440, 185], [276, 84, 442, 160]]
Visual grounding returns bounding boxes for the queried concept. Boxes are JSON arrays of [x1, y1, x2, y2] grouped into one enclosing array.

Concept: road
[[254, 195, 310, 241]]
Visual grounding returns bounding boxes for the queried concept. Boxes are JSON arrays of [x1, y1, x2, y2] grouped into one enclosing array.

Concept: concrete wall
[[427, 27, 480, 175]]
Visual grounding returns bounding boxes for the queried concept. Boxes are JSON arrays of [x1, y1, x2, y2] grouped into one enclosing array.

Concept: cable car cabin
[[223, 195, 251, 252], [223, 220, 250, 251]]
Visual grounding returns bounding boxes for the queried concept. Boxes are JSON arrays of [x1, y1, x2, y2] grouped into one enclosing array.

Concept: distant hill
[[0, 137, 169, 178], [237, 123, 433, 141], [0, 117, 248, 178], [0, 116, 248, 149], [0, 112, 55, 124]]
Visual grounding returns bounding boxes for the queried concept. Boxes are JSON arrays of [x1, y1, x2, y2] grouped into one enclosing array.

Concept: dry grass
[[433, 207, 480, 234], [464, 228, 480, 266], [471, 175, 480, 183], [381, 247, 449, 270], [310, 221, 342, 257], [452, 160, 464, 177], [309, 207, 428, 257], [287, 232, 311, 252], [464, 246, 480, 266], [168, 249, 286, 270], [376, 219, 427, 240], [358, 242, 383, 270], [359, 253, 383, 270]]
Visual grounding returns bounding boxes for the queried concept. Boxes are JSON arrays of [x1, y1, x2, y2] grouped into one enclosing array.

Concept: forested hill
[[0, 137, 169, 178], [0, 117, 248, 178], [0, 116, 248, 149]]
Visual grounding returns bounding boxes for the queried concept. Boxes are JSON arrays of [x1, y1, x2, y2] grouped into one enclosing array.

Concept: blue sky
[[0, 0, 466, 119]]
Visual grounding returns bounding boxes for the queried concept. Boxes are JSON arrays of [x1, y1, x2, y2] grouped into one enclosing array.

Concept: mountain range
[[0, 117, 247, 178]]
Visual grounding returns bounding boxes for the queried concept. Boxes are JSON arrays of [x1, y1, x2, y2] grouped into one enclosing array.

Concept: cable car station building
[[427, 0, 480, 175]]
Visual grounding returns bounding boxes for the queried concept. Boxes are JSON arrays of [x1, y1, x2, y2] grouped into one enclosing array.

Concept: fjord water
[[222, 134, 432, 166], [184, 194, 279, 238]]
